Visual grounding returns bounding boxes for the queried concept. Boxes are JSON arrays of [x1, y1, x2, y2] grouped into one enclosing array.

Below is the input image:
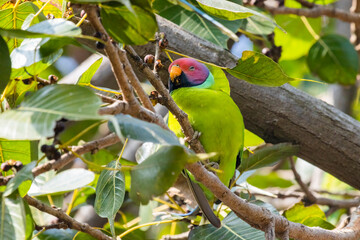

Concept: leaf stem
[[76, 13, 87, 27], [300, 16, 319, 40], [66, 188, 78, 215], [34, 0, 51, 18]]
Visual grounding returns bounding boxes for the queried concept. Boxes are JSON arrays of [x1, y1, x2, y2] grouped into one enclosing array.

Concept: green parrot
[[168, 58, 244, 227]]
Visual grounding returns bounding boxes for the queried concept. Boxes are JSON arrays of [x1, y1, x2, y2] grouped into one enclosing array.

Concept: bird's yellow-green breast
[[168, 87, 244, 186]]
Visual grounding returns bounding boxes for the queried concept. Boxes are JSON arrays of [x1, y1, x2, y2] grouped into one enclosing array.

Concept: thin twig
[[117, 48, 155, 112], [289, 157, 317, 203], [24, 195, 112, 240], [32, 133, 120, 178], [34, 222, 69, 231], [264, 3, 360, 24], [86, 6, 139, 107]]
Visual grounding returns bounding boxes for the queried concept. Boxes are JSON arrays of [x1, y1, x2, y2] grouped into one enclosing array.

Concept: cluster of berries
[[40, 118, 68, 161]]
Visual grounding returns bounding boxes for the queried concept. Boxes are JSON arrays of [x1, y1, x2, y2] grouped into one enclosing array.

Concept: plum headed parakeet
[[168, 58, 244, 227]]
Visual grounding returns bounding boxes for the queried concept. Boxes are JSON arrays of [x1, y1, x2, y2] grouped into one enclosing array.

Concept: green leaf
[[0, 140, 38, 164], [0, 195, 30, 240], [197, 0, 279, 31], [226, 51, 295, 87], [284, 202, 335, 229], [3, 161, 36, 197], [5, 78, 38, 108], [101, 1, 157, 45], [94, 160, 125, 218], [9, 18, 87, 79], [0, 84, 104, 140], [239, 143, 299, 172], [95, 160, 125, 238], [109, 114, 180, 145], [28, 168, 95, 196], [307, 34, 359, 85], [130, 145, 193, 204], [77, 57, 103, 85], [0, 2, 46, 52], [153, 0, 241, 48], [10, 38, 63, 79], [239, 13, 275, 35], [189, 211, 264, 239], [0, 36, 11, 93], [247, 172, 293, 189], [274, 15, 321, 60]]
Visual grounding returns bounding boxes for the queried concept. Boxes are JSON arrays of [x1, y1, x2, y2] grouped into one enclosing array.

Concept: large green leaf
[[239, 143, 299, 172], [284, 202, 335, 230], [0, 140, 38, 164], [10, 38, 63, 79], [94, 160, 125, 238], [307, 34, 359, 85], [101, 1, 157, 45], [0, 84, 104, 140], [94, 160, 125, 218], [0, 195, 29, 240], [3, 161, 36, 197], [109, 114, 180, 145], [0, 2, 46, 52], [226, 51, 295, 87], [197, 0, 278, 31], [27, 168, 95, 196], [189, 211, 264, 239], [130, 145, 194, 204], [0, 36, 11, 93], [9, 19, 87, 79], [274, 15, 321, 61], [153, 0, 241, 48]]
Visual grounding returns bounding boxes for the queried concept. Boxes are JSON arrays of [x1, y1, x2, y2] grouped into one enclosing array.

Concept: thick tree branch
[[23, 195, 112, 240]]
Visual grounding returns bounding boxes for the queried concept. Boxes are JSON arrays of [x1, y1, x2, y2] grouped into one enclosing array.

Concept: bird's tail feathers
[[184, 171, 221, 228]]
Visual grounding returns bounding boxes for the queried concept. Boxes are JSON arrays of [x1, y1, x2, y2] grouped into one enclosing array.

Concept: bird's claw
[[185, 131, 202, 144]]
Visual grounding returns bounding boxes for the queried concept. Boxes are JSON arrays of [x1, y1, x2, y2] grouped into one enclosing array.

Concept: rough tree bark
[[74, 16, 360, 189]]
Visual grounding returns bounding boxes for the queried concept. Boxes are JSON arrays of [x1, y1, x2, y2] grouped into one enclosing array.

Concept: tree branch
[[32, 133, 120, 178], [290, 158, 360, 208], [23, 195, 112, 240], [263, 3, 360, 23]]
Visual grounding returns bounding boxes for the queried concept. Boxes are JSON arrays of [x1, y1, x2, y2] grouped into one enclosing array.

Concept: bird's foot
[[185, 131, 202, 144]]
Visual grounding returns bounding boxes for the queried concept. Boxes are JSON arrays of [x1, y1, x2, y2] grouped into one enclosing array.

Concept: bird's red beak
[[170, 65, 182, 83]]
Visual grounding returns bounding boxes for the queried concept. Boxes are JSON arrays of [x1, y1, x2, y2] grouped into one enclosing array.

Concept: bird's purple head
[[168, 58, 209, 93]]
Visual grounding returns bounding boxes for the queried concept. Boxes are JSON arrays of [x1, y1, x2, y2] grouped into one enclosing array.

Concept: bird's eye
[[189, 66, 195, 71]]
